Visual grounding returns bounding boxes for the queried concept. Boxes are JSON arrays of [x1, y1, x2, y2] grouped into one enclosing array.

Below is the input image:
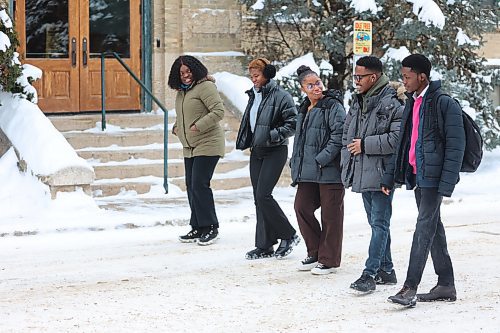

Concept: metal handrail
[[100, 51, 169, 193]]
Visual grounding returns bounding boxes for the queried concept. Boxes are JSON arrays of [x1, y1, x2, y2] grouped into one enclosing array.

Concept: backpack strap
[[429, 92, 449, 141]]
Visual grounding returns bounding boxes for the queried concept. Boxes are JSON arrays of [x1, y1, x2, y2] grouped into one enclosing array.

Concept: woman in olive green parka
[[168, 55, 225, 246]]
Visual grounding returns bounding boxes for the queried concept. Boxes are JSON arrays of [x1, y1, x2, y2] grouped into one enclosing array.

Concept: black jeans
[[250, 146, 296, 249], [184, 155, 220, 230], [404, 187, 455, 289]]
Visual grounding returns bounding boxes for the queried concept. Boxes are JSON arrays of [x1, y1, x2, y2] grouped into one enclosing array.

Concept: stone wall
[[153, 0, 245, 110], [0, 129, 11, 158], [481, 32, 500, 59]]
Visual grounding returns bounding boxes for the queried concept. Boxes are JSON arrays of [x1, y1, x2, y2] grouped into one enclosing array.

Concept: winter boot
[[388, 286, 417, 307], [416, 285, 456, 302]]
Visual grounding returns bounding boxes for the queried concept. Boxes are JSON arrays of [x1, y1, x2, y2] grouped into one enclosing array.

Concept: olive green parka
[[173, 77, 225, 158]]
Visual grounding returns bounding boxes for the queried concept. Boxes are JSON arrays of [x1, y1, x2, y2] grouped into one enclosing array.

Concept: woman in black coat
[[290, 65, 346, 274], [235, 57, 299, 260]]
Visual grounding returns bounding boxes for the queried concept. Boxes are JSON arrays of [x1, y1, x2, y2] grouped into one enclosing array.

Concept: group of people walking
[[168, 53, 466, 307]]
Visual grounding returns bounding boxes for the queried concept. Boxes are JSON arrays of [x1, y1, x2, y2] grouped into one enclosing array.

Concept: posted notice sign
[[353, 21, 372, 55]]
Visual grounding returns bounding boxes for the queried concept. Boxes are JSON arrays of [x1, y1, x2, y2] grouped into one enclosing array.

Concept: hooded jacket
[[236, 80, 297, 150], [290, 90, 345, 185], [341, 75, 403, 192], [173, 76, 225, 158], [381, 80, 465, 197]]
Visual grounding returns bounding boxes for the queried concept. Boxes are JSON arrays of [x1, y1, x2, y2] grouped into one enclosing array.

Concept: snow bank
[[0, 92, 92, 176], [213, 71, 253, 114]]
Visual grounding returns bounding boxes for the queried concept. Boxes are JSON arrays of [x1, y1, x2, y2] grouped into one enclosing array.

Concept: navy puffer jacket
[[290, 90, 346, 185], [381, 81, 465, 197]]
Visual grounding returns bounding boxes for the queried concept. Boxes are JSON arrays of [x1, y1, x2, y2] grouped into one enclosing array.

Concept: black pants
[[184, 155, 220, 229], [250, 146, 295, 249], [404, 187, 454, 289], [294, 182, 344, 267]]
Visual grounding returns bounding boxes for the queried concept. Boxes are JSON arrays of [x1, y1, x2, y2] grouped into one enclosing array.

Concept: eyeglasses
[[353, 73, 375, 82], [304, 80, 323, 91]]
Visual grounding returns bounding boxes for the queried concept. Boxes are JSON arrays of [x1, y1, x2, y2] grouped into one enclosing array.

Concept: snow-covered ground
[[0, 148, 499, 332]]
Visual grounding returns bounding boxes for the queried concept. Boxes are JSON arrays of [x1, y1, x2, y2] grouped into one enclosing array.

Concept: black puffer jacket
[[290, 90, 345, 185], [236, 80, 297, 150], [381, 81, 465, 197]]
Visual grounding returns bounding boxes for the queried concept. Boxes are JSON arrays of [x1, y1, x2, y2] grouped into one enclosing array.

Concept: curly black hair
[[168, 55, 208, 90]]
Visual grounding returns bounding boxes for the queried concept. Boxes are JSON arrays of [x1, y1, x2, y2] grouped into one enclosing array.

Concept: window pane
[[25, 0, 69, 58], [89, 0, 130, 58]]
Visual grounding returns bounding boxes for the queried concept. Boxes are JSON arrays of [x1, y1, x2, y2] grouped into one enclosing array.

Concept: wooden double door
[[16, 0, 141, 113]]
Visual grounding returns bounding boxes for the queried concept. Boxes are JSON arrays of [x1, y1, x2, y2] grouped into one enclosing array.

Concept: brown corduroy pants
[[294, 182, 345, 268]]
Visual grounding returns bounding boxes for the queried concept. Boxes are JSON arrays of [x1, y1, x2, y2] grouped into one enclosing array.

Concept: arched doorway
[[15, 0, 141, 113]]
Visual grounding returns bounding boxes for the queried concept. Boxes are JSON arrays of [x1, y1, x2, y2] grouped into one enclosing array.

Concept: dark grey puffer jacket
[[290, 90, 346, 185], [236, 80, 297, 150], [341, 83, 403, 192]]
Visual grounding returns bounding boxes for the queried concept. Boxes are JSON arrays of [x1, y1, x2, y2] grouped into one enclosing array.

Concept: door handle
[[82, 37, 88, 66], [71, 38, 76, 67]]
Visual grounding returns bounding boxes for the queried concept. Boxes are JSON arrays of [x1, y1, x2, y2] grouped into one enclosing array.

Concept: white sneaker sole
[[179, 238, 199, 243], [311, 267, 335, 275], [298, 262, 318, 271], [197, 235, 218, 246]]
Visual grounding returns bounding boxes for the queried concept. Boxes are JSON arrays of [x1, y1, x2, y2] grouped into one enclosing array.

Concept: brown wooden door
[[16, 0, 141, 113]]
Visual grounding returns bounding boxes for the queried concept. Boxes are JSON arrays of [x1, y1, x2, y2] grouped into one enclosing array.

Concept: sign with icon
[[353, 21, 372, 55]]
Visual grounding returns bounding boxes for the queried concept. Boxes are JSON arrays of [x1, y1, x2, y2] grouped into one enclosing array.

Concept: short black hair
[[168, 55, 208, 90], [401, 54, 431, 79], [356, 56, 383, 73]]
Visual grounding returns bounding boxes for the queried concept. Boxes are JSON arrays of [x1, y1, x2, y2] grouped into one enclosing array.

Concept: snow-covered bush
[[0, 7, 39, 102], [241, 0, 500, 148]]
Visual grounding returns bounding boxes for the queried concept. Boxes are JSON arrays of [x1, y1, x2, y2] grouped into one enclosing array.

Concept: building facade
[[5, 1, 498, 113]]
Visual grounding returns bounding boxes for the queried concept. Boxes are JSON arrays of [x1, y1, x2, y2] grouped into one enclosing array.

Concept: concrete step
[[49, 113, 167, 132], [50, 112, 242, 132], [64, 129, 237, 150], [64, 130, 167, 149], [170, 166, 292, 191], [78, 144, 236, 162], [91, 181, 155, 197], [93, 160, 249, 179]]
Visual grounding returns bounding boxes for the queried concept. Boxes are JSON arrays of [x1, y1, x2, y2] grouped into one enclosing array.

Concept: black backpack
[[431, 93, 483, 173]]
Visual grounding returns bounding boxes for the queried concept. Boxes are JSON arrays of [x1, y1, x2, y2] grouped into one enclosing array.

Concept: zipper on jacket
[[181, 92, 192, 149]]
